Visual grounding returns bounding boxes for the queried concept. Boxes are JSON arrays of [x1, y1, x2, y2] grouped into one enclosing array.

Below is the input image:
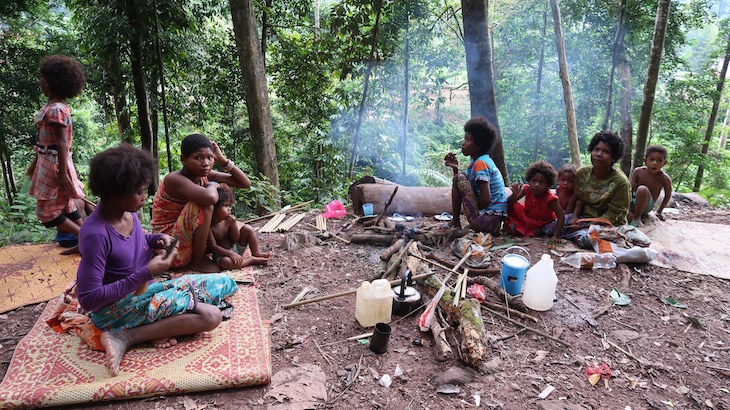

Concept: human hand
[[444, 152, 459, 173], [57, 172, 72, 191], [211, 141, 226, 164], [510, 181, 521, 195], [550, 235, 563, 244], [226, 214, 237, 225], [229, 252, 244, 267]]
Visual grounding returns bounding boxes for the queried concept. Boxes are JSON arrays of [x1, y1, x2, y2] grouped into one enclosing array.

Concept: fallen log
[[350, 234, 396, 246], [419, 274, 488, 367], [351, 182, 451, 217], [382, 240, 412, 280]]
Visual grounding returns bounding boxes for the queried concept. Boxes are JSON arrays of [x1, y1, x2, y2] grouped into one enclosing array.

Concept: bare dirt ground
[[2, 201, 730, 410]]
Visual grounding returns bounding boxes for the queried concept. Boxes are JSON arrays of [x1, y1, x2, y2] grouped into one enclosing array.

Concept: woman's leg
[[453, 173, 503, 234], [189, 204, 219, 272], [100, 303, 222, 376]]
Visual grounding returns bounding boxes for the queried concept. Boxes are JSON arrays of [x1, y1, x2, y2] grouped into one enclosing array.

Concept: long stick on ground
[[283, 271, 434, 309], [481, 306, 571, 347]]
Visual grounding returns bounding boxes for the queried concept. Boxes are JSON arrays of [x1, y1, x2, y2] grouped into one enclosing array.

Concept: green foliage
[[0, 191, 49, 246], [235, 175, 280, 217]]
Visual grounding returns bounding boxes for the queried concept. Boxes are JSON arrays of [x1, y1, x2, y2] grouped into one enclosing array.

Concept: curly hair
[[557, 163, 577, 179], [464, 117, 499, 155], [181, 133, 213, 157], [525, 160, 557, 187], [644, 145, 668, 160], [216, 185, 234, 208], [39, 55, 86, 99], [587, 130, 624, 163], [88, 143, 157, 199]]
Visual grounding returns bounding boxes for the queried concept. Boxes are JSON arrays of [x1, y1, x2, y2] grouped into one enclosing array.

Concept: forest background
[[1, 0, 730, 246]]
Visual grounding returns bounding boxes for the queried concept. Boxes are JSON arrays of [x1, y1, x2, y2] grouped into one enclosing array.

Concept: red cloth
[[505, 184, 558, 237]]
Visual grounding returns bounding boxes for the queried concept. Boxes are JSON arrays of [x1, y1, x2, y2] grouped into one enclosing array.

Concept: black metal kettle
[[392, 271, 422, 316]]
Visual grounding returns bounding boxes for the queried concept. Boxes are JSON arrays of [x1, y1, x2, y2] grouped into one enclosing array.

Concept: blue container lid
[[503, 254, 529, 269]]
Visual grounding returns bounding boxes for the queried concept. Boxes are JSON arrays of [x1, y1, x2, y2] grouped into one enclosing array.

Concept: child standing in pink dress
[[505, 161, 564, 242], [27, 55, 87, 249]]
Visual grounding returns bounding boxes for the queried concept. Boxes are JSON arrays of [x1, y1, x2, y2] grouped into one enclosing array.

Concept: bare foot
[[189, 259, 221, 273], [636, 218, 645, 227], [251, 256, 269, 266], [252, 251, 271, 258], [100, 331, 132, 377], [447, 220, 461, 229], [151, 336, 178, 348], [60, 245, 79, 255]]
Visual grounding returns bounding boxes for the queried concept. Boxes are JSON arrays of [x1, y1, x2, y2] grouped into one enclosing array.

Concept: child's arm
[[656, 173, 673, 220], [476, 180, 491, 209], [565, 192, 577, 213], [507, 182, 525, 206], [208, 141, 251, 189], [548, 198, 565, 241], [629, 168, 639, 193], [568, 200, 584, 225], [227, 214, 241, 243]]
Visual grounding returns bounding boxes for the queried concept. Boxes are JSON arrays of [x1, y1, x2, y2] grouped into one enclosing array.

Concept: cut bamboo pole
[[260, 213, 287, 233], [277, 213, 306, 232], [243, 200, 313, 224]]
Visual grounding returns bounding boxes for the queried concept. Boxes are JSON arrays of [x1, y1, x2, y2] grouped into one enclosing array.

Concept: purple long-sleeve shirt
[[76, 207, 164, 313]]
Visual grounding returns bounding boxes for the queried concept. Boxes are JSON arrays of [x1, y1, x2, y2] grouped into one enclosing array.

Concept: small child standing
[[208, 185, 269, 270], [27, 55, 87, 250], [556, 164, 577, 214], [505, 161, 565, 242], [628, 145, 673, 226]]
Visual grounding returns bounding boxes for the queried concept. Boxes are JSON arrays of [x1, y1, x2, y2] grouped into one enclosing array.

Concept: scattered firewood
[[419, 274, 489, 367], [381, 239, 405, 261], [350, 234, 396, 245], [382, 240, 414, 280], [363, 186, 398, 228], [425, 252, 499, 275], [430, 318, 453, 361]]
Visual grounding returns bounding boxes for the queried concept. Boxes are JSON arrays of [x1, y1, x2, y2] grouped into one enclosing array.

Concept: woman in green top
[[567, 130, 631, 228]]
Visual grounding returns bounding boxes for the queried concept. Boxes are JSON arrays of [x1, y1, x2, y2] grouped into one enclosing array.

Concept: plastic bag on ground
[[323, 200, 347, 218]]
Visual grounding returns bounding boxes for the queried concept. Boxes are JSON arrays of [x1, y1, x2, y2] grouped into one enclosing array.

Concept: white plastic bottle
[[560, 253, 616, 269], [355, 279, 393, 328], [522, 254, 558, 311]]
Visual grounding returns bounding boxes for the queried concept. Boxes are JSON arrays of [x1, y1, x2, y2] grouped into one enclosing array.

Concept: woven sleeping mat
[[0, 285, 271, 409]]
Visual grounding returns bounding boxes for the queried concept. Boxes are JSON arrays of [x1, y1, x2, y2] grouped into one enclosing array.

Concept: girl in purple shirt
[[77, 144, 237, 376]]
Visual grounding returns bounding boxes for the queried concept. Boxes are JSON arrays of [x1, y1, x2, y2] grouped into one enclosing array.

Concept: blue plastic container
[[362, 203, 374, 216], [499, 247, 531, 296]]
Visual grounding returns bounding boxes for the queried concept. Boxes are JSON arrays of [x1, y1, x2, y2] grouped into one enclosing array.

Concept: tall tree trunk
[[5, 149, 17, 194], [718, 104, 729, 150], [261, 0, 271, 63], [401, 10, 410, 181], [230, 0, 280, 189], [534, 0, 548, 161], [618, 38, 633, 176], [550, 0, 581, 166], [461, 0, 509, 185], [106, 54, 131, 142], [602, 0, 627, 131], [694, 32, 730, 192], [314, 0, 320, 37], [154, 0, 172, 174], [634, 0, 670, 170], [348, 0, 383, 181]]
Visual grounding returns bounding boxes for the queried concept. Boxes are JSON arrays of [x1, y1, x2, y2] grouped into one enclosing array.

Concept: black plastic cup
[[369, 322, 391, 354]]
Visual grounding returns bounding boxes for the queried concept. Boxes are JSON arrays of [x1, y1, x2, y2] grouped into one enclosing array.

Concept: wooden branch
[[425, 252, 499, 275], [364, 186, 398, 228], [380, 238, 405, 261], [283, 272, 434, 309], [430, 319, 453, 361], [482, 301, 538, 322], [481, 306, 571, 347], [467, 276, 530, 313], [305, 222, 351, 244]]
